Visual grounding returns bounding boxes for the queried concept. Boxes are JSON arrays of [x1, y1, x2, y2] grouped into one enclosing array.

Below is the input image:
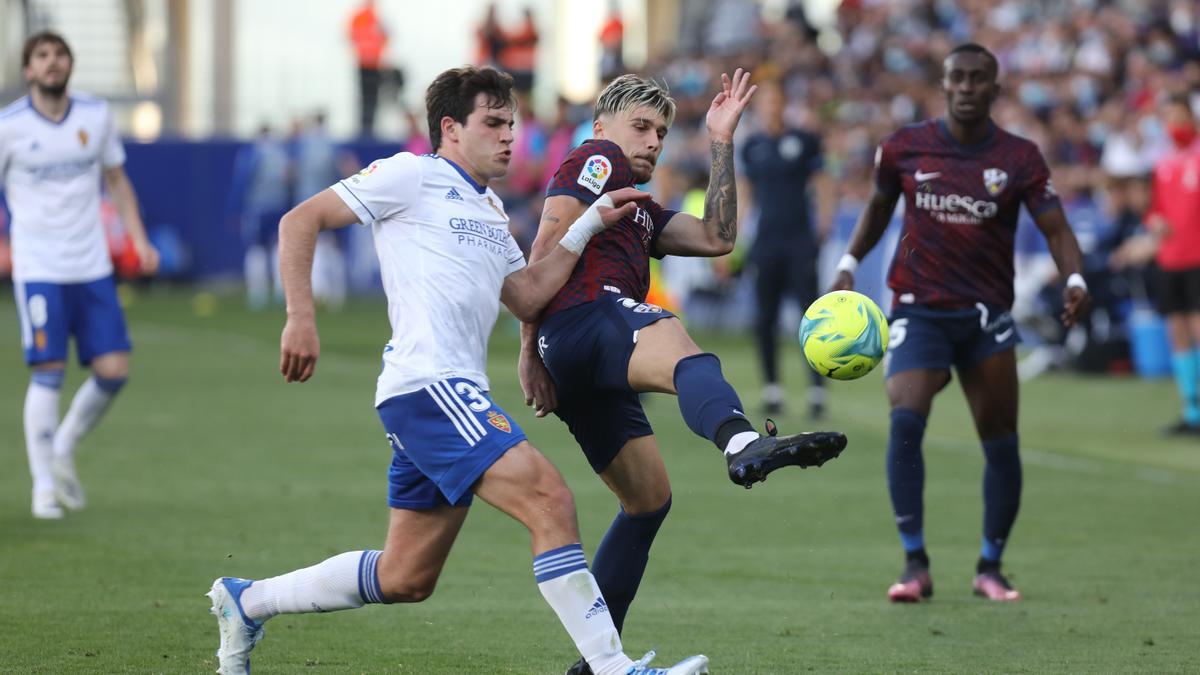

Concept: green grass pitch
[[1, 289, 1197, 673]]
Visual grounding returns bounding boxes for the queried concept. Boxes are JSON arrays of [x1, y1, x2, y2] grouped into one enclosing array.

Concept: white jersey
[[331, 153, 526, 405], [0, 93, 124, 283]]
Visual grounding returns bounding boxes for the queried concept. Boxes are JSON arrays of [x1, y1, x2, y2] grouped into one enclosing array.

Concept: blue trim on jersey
[[437, 155, 487, 194], [936, 117, 996, 153], [29, 98, 73, 126]]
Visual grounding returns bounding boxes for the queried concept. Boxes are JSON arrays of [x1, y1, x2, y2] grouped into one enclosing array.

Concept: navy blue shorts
[[538, 294, 674, 473], [884, 302, 1020, 378], [14, 276, 132, 366], [377, 377, 527, 510]]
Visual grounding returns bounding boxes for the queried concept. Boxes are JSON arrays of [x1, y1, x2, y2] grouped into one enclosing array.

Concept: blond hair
[[594, 74, 677, 128]]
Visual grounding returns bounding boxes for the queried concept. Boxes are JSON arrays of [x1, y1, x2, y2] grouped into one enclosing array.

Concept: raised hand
[[706, 68, 757, 141]]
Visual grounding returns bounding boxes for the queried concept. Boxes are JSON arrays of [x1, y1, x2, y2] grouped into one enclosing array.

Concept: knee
[[622, 481, 672, 516], [377, 571, 437, 604], [92, 355, 130, 381]]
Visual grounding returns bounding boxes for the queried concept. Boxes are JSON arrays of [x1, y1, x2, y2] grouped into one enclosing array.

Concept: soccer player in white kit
[[1, 32, 159, 519], [207, 67, 709, 675]]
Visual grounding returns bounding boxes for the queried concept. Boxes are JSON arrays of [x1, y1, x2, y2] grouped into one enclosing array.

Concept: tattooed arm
[[656, 69, 757, 257]]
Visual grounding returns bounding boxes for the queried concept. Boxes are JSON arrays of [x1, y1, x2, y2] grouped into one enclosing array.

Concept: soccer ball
[[799, 290, 889, 380]]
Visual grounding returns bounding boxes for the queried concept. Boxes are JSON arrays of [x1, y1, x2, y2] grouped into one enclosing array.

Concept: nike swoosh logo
[[995, 328, 1014, 343], [914, 170, 941, 181]]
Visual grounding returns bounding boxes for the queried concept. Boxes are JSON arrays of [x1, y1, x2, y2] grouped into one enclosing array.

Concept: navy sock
[[981, 434, 1021, 562], [590, 496, 671, 633], [674, 353, 750, 449], [887, 407, 927, 552]]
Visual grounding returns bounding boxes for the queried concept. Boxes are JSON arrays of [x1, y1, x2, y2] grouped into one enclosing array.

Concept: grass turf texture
[[0, 289, 1197, 674]]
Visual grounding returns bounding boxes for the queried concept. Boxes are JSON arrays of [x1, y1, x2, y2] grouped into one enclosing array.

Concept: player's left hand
[[133, 237, 160, 276], [1061, 286, 1091, 328], [706, 68, 757, 141]]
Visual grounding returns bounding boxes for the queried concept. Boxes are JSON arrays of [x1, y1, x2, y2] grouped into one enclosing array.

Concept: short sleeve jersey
[[1146, 140, 1200, 271], [0, 93, 125, 283], [741, 128, 823, 258], [543, 139, 678, 316], [331, 153, 526, 405], [875, 118, 1060, 310]]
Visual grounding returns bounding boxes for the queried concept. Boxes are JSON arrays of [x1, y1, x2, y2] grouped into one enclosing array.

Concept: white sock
[[24, 372, 63, 495], [239, 550, 385, 623], [53, 375, 125, 459], [534, 544, 633, 675], [723, 430, 760, 456], [244, 245, 270, 309]]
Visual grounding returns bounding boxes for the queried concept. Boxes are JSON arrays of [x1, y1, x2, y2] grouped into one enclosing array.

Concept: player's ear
[[440, 116, 459, 145], [592, 117, 604, 139]]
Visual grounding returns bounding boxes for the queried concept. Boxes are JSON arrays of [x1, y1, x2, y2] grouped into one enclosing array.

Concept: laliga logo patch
[[486, 410, 512, 433], [577, 154, 612, 195], [983, 168, 1008, 196]]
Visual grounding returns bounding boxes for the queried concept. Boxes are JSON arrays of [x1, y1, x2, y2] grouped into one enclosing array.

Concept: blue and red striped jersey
[[543, 139, 678, 317], [876, 118, 1060, 310]]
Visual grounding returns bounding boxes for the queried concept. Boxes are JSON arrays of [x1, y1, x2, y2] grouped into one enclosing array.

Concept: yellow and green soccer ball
[[799, 290, 889, 380]]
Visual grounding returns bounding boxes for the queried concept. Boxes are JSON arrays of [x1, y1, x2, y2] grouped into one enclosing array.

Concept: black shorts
[[537, 294, 674, 473], [1156, 266, 1200, 314]]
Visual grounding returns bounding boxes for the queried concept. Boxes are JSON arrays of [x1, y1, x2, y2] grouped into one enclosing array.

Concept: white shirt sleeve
[[505, 232, 527, 277], [331, 152, 422, 226], [101, 103, 126, 168]]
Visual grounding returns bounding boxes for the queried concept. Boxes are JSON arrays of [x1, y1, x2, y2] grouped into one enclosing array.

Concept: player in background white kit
[[0, 32, 159, 519], [207, 67, 709, 675]]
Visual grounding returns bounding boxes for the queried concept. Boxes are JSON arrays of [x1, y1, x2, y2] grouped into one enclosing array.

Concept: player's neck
[[30, 87, 70, 122], [763, 120, 785, 137], [437, 147, 489, 188], [944, 116, 991, 146]]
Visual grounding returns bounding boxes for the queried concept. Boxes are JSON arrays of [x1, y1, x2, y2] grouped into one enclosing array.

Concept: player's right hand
[[595, 187, 651, 226], [830, 270, 855, 293], [519, 347, 557, 417], [280, 316, 320, 383]]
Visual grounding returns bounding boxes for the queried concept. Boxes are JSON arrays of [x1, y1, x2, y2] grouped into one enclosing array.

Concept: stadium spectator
[[348, 0, 388, 137], [230, 124, 290, 310], [498, 7, 539, 94], [1, 31, 159, 519], [740, 77, 834, 418]]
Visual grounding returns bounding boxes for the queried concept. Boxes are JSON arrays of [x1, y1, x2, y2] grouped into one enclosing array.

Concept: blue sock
[[887, 408, 927, 553], [591, 497, 671, 633], [981, 435, 1021, 562], [674, 353, 752, 448], [1172, 349, 1200, 424]]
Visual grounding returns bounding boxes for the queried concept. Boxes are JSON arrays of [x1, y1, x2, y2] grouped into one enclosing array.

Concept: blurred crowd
[[465, 0, 1200, 377]]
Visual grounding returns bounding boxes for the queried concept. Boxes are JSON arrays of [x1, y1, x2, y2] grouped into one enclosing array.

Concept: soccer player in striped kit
[[833, 44, 1091, 602]]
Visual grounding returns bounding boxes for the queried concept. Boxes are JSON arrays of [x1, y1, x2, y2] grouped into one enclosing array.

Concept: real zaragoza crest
[[983, 168, 1008, 196], [486, 410, 511, 433]]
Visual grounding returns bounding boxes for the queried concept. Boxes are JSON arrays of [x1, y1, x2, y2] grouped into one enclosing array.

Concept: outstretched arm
[[1032, 205, 1090, 327], [656, 68, 758, 257], [829, 185, 900, 291], [277, 189, 359, 382], [502, 188, 648, 321]]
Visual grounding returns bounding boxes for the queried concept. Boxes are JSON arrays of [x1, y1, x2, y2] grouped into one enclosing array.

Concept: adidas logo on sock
[[445, 187, 463, 201], [584, 597, 609, 619]]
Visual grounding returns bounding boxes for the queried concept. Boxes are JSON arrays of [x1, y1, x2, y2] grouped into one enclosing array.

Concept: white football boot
[[32, 489, 64, 519], [628, 650, 710, 674], [51, 456, 86, 511], [207, 577, 264, 674]]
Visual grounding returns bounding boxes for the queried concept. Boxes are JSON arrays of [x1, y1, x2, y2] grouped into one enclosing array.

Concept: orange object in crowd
[[349, 3, 387, 69]]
